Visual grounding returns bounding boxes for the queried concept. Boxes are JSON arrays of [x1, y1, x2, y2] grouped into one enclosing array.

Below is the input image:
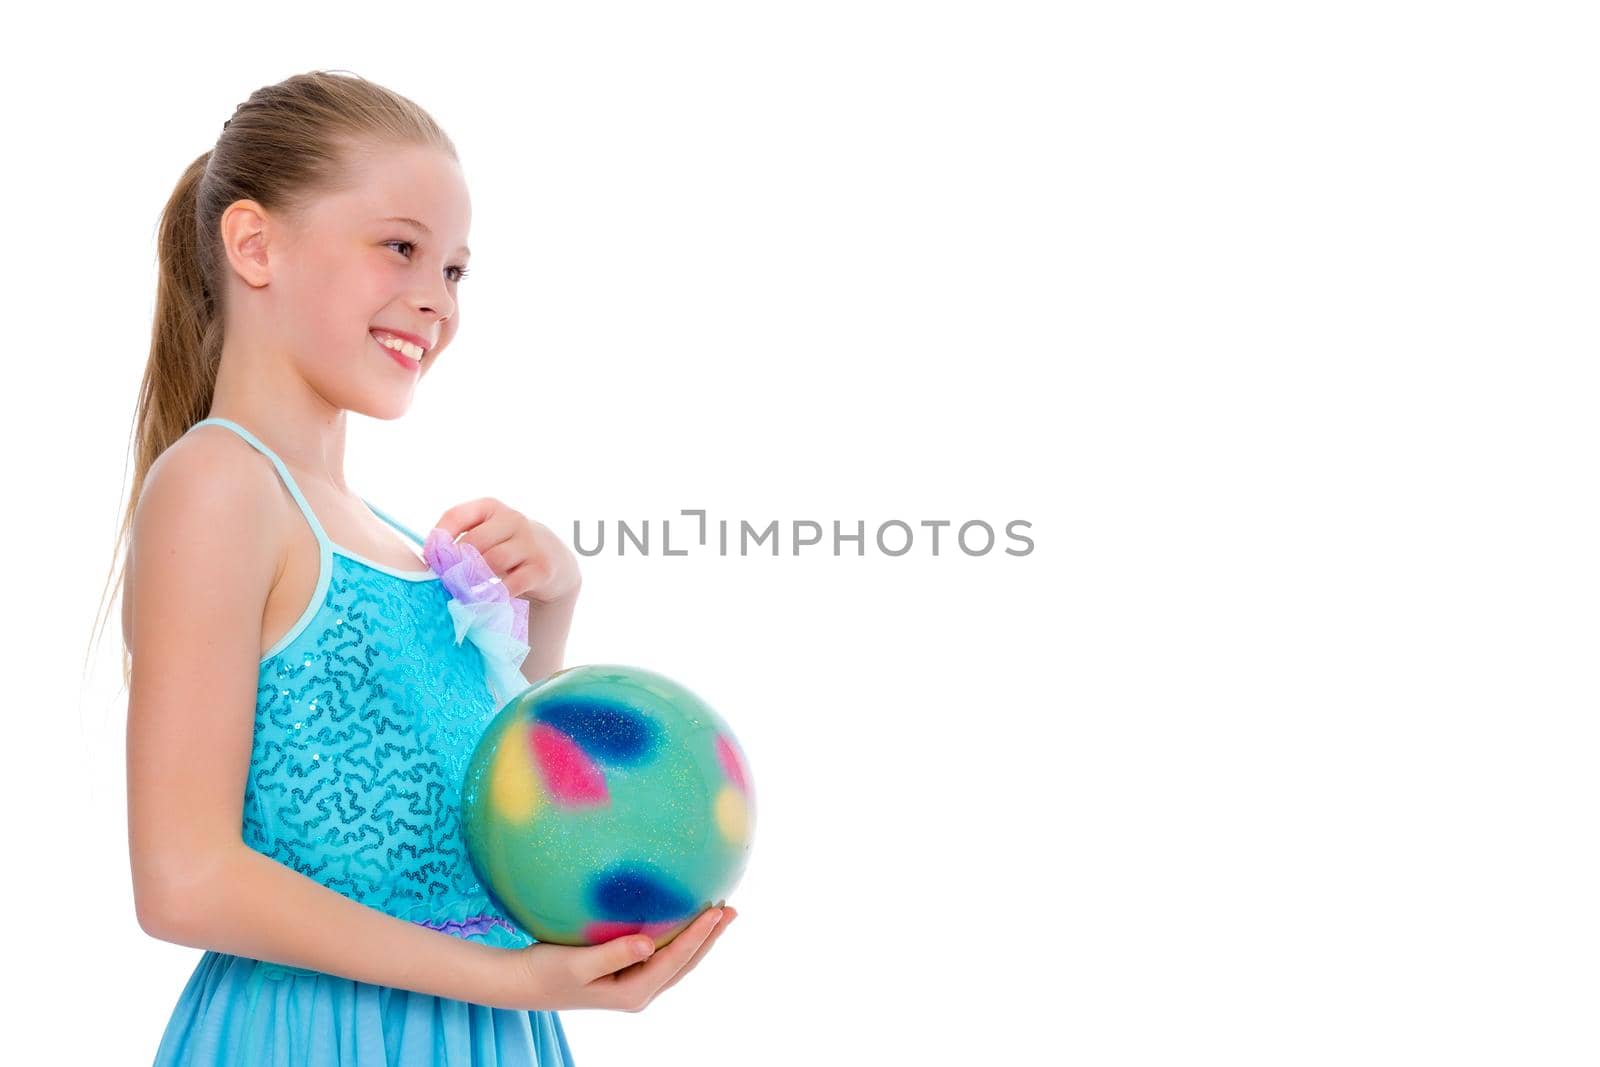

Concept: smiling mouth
[[372, 333, 423, 372], [371, 329, 426, 362]]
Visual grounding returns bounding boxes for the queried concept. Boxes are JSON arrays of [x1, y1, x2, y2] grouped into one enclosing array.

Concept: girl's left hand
[[433, 497, 582, 605]]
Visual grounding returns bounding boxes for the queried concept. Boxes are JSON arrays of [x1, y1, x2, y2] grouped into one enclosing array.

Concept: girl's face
[[272, 142, 472, 419]]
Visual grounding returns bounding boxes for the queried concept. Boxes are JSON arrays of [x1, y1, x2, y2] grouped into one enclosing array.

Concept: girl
[[105, 70, 735, 1066]]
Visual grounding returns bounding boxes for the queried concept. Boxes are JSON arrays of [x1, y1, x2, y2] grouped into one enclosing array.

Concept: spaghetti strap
[[361, 498, 428, 548], [188, 417, 332, 552]]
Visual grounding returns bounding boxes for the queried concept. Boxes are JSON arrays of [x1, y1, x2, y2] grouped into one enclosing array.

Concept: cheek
[[297, 298, 360, 356], [286, 257, 372, 329]]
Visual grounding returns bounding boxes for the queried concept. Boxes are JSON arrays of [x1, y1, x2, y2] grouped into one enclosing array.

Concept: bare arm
[[518, 583, 580, 686], [124, 436, 521, 1006], [149, 843, 531, 1006]]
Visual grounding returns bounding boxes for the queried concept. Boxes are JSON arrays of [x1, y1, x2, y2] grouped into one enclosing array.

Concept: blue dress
[[149, 417, 574, 1067]]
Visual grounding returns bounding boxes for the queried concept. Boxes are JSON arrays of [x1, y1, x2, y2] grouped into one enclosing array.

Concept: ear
[[218, 199, 275, 288]]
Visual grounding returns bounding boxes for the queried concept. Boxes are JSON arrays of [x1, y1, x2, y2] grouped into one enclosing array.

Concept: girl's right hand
[[508, 904, 737, 1012]]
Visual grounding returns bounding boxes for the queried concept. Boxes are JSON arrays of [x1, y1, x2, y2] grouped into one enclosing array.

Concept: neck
[[208, 346, 353, 491]]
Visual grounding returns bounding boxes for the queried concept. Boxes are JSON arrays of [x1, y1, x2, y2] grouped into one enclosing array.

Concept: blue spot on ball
[[589, 862, 697, 922], [534, 696, 659, 765]]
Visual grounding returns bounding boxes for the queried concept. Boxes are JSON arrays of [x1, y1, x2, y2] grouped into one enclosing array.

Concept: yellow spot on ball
[[714, 784, 748, 844], [490, 723, 541, 823]]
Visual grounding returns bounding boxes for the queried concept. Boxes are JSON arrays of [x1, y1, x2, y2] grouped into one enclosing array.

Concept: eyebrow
[[380, 216, 470, 258]]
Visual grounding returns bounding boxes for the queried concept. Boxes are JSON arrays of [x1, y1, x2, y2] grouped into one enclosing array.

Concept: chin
[[372, 399, 416, 421], [344, 391, 416, 422]]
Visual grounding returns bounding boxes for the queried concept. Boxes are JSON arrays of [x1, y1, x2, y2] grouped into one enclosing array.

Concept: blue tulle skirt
[[150, 950, 575, 1066]]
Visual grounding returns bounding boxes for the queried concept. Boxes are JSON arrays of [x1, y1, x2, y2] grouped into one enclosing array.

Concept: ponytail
[[83, 151, 224, 693], [84, 69, 457, 694]]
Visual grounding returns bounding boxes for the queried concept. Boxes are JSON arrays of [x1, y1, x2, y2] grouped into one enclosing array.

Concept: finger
[[575, 931, 660, 985], [654, 907, 736, 997], [463, 518, 521, 561], [503, 555, 553, 592], [640, 907, 726, 991], [473, 517, 535, 574], [441, 507, 526, 575], [608, 908, 724, 1005], [434, 498, 499, 541]]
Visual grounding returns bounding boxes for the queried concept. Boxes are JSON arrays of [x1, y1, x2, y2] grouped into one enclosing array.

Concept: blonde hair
[[86, 69, 457, 692]]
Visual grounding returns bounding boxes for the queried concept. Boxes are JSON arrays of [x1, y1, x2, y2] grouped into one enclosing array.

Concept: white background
[[6, 1, 1596, 1063]]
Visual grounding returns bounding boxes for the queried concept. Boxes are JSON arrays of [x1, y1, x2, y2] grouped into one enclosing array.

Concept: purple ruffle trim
[[423, 529, 532, 706], [410, 914, 519, 938], [422, 529, 530, 643]]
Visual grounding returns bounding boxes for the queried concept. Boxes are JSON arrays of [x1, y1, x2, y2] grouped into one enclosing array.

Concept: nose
[[410, 304, 451, 340], [413, 273, 456, 325]]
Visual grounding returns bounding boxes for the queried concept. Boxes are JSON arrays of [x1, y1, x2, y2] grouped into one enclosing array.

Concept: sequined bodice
[[187, 417, 532, 949]]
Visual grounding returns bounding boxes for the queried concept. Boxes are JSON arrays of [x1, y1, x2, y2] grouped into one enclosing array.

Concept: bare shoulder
[[124, 426, 289, 653], [125, 427, 294, 932]]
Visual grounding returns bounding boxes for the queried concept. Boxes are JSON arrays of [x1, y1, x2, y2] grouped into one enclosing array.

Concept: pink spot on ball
[[584, 918, 691, 946], [585, 920, 645, 942], [716, 733, 749, 794], [532, 722, 608, 807]]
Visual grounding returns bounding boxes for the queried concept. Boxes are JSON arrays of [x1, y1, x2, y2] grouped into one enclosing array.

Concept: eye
[[385, 240, 470, 283]]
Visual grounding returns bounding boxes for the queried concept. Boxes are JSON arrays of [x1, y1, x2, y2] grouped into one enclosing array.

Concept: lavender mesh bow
[[423, 529, 531, 707]]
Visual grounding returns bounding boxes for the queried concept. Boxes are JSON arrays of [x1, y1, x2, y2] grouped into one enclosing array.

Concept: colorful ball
[[461, 663, 756, 948]]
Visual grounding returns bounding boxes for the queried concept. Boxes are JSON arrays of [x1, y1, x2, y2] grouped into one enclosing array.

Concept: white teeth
[[373, 332, 424, 361]]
